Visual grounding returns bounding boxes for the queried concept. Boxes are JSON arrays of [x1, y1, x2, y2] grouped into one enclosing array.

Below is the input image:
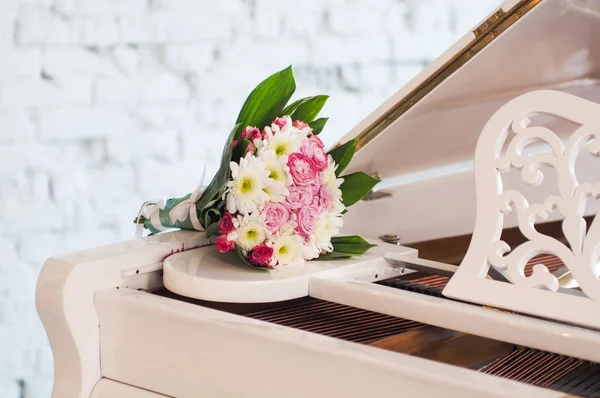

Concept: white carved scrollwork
[[443, 90, 600, 329]]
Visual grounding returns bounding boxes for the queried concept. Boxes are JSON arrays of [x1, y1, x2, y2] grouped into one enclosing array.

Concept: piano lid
[[337, 0, 600, 181]]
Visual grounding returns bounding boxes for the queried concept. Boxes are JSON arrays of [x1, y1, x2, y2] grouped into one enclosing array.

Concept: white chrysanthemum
[[272, 232, 305, 266], [258, 149, 293, 186], [313, 212, 344, 253], [321, 155, 344, 192], [263, 183, 288, 203], [227, 212, 267, 251], [225, 154, 271, 215], [264, 119, 304, 159], [302, 239, 320, 260]]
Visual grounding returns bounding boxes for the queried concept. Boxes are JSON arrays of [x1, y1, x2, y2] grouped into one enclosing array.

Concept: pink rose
[[287, 153, 318, 186], [241, 126, 260, 140], [300, 137, 328, 171], [299, 137, 314, 157], [284, 185, 314, 211], [311, 142, 328, 171], [307, 178, 321, 195], [215, 235, 235, 253], [261, 202, 289, 234], [251, 130, 262, 141], [319, 185, 334, 211], [249, 243, 274, 267], [295, 205, 320, 239], [219, 213, 235, 234], [293, 120, 309, 130], [246, 142, 256, 155], [232, 139, 238, 149], [273, 117, 287, 129], [311, 134, 324, 148]]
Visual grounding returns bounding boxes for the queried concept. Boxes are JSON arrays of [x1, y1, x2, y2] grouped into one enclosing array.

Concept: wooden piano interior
[[156, 216, 600, 397]]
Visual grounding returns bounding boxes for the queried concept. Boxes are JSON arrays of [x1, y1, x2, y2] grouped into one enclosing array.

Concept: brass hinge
[[473, 9, 505, 38]]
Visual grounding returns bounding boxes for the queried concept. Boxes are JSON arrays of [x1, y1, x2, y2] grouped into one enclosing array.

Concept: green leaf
[[195, 123, 239, 227], [313, 252, 354, 261], [327, 139, 356, 176], [204, 208, 221, 237], [309, 118, 328, 135], [231, 139, 250, 164], [235, 66, 296, 138], [289, 95, 328, 123], [281, 97, 306, 116], [331, 235, 372, 245], [314, 235, 377, 260], [331, 235, 377, 254], [339, 172, 380, 207], [206, 221, 220, 237]]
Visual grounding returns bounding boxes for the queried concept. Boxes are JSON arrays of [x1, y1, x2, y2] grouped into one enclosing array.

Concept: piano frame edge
[[95, 286, 564, 398], [35, 231, 207, 398]]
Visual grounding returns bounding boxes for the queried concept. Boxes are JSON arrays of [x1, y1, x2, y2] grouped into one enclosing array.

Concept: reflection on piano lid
[[36, 1, 600, 397]]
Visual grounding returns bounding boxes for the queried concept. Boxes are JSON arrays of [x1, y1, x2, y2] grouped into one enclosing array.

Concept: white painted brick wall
[[0, 0, 500, 396]]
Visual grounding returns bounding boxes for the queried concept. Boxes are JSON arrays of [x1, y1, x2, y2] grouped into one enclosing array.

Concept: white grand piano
[[36, 0, 600, 397]]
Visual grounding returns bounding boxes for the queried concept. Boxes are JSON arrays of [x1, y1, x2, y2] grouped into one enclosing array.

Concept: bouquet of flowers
[[135, 66, 379, 268]]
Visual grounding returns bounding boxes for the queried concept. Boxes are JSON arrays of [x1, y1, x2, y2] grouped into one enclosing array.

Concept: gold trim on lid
[[354, 0, 542, 152]]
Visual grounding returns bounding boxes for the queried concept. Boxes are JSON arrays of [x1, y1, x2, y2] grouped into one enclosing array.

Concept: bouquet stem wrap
[[135, 169, 206, 237]]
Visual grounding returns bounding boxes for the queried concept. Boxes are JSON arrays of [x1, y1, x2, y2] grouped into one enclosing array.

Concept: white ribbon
[[134, 198, 167, 238], [135, 165, 207, 238], [168, 166, 206, 231]]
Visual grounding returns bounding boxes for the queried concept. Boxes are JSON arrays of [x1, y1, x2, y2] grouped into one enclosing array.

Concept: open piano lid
[[329, 0, 600, 329], [337, 0, 600, 244]]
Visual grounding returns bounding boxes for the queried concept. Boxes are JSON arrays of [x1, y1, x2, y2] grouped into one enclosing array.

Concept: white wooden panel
[[96, 288, 562, 398], [35, 230, 208, 398]]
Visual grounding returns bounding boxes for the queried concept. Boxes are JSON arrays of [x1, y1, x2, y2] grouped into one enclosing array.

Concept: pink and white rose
[[284, 185, 314, 211], [295, 205, 320, 239], [287, 152, 318, 186], [273, 117, 287, 129], [293, 120, 310, 130], [241, 126, 260, 141], [261, 202, 290, 234], [318, 185, 334, 212]]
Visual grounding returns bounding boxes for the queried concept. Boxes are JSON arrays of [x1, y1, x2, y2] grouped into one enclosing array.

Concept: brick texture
[[0, 0, 500, 396]]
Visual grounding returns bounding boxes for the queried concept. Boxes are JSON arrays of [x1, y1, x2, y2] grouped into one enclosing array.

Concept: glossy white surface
[[339, 0, 600, 243], [91, 379, 170, 398], [444, 89, 600, 329], [163, 238, 415, 303], [35, 230, 208, 398], [97, 287, 562, 398]]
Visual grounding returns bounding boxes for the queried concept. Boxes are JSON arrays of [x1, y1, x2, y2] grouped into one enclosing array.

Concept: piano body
[[36, 0, 600, 397]]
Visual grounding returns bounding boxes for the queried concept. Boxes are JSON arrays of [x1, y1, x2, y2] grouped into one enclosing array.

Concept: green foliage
[[315, 236, 377, 261], [231, 139, 250, 163], [288, 95, 328, 123], [234, 66, 296, 137], [195, 124, 239, 228], [327, 139, 356, 176], [308, 117, 328, 135], [204, 208, 222, 237], [339, 172, 380, 207]]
